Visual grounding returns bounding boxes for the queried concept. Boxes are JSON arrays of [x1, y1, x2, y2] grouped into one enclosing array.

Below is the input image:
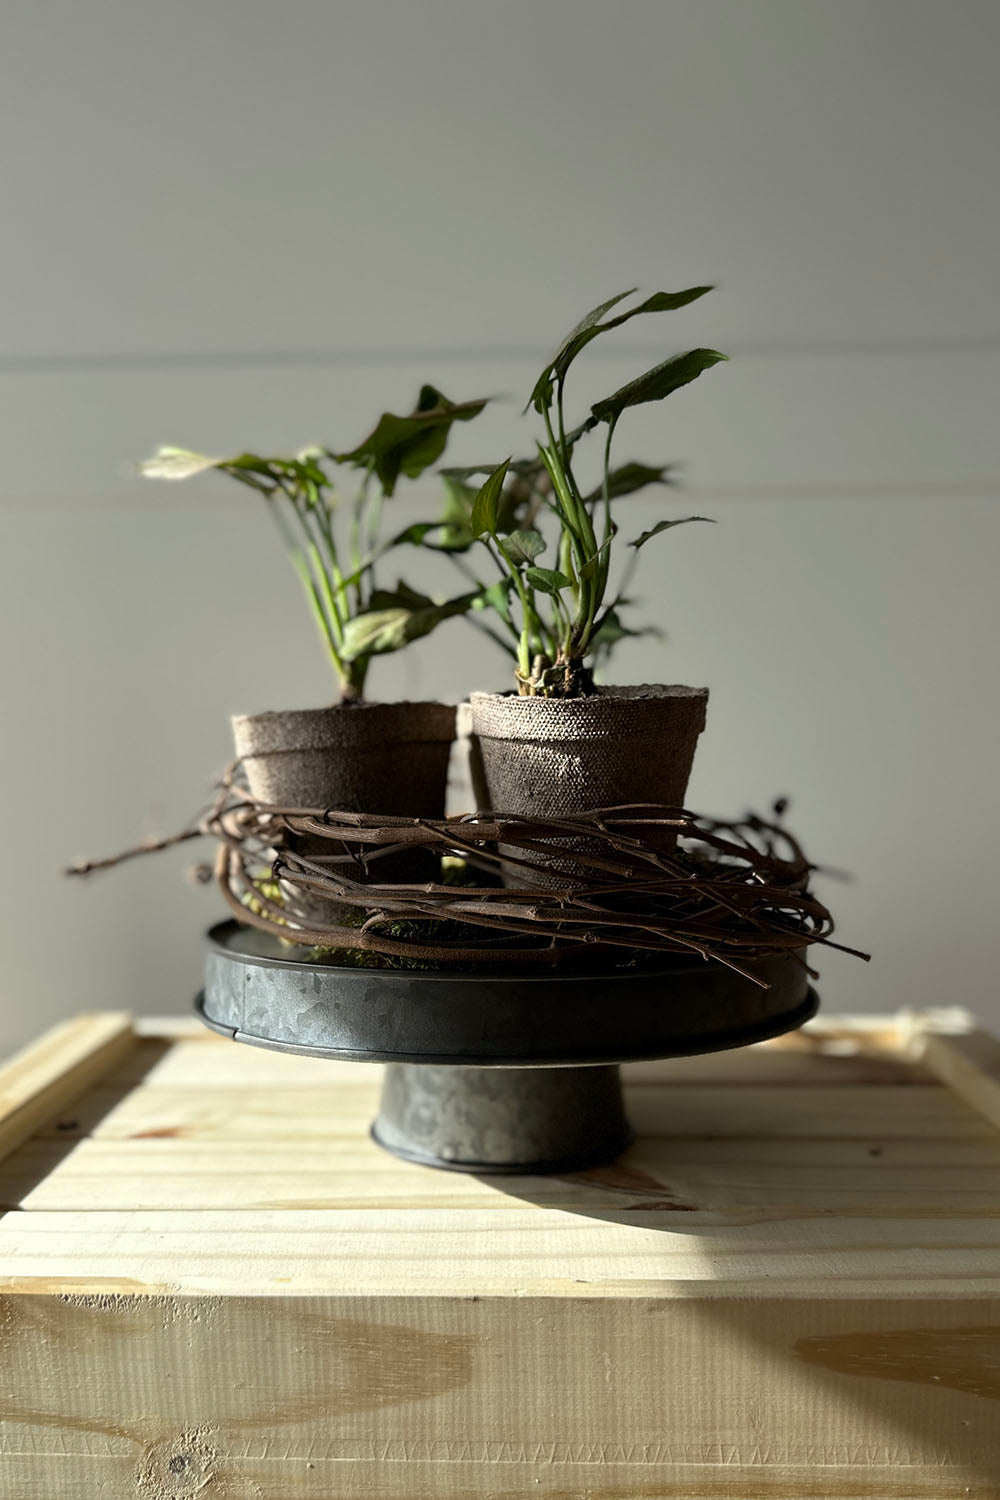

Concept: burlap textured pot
[[233, 702, 456, 812], [469, 685, 708, 879], [232, 701, 457, 894]]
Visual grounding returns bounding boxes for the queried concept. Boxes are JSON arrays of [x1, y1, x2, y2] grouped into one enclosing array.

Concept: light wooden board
[[25, 1079, 986, 1142], [919, 1027, 1000, 1131], [3, 1206, 1000, 1298], [2, 1010, 1000, 1498], [1, 1293, 999, 1497], [0, 1012, 134, 1165], [6, 1134, 1000, 1218]]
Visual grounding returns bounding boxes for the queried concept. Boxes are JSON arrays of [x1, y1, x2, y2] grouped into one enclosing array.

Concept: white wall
[[1, 0, 998, 1053]]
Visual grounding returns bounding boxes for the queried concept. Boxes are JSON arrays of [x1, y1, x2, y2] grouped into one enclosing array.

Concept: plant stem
[[508, 567, 536, 682], [348, 488, 365, 614], [309, 543, 345, 650], [587, 415, 618, 639], [307, 502, 348, 635], [291, 550, 350, 693]]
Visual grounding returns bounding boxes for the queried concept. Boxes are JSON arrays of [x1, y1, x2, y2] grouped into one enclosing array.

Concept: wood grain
[[25, 1080, 983, 1143], [918, 1027, 1000, 1132], [1, 1294, 998, 1496], [3, 1009, 1000, 1497], [0, 1013, 135, 1168], [5, 1134, 1000, 1217]]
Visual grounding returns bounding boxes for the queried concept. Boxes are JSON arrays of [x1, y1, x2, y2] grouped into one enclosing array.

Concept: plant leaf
[[140, 447, 227, 480], [337, 385, 488, 494], [630, 516, 715, 550], [285, 455, 329, 491], [385, 469, 525, 556], [524, 566, 571, 595], [385, 477, 481, 555], [368, 581, 435, 611], [473, 578, 515, 627], [592, 607, 667, 647], [555, 288, 715, 390], [339, 609, 412, 660], [500, 529, 545, 567], [140, 447, 283, 495], [469, 458, 511, 537], [529, 286, 715, 413], [340, 588, 481, 662], [441, 455, 545, 483], [578, 532, 615, 583], [591, 607, 631, 648], [592, 348, 727, 425], [529, 289, 636, 412], [434, 475, 479, 550], [443, 458, 537, 517], [385, 521, 445, 549], [582, 462, 675, 505]]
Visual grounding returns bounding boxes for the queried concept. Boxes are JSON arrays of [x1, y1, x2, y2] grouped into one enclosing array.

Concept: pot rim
[[468, 684, 709, 742], [471, 683, 708, 706], [232, 700, 458, 755]]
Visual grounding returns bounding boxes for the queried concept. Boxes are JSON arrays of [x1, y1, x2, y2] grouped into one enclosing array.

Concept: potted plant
[[77, 290, 856, 1174], [142, 386, 489, 871], [454, 288, 727, 838]]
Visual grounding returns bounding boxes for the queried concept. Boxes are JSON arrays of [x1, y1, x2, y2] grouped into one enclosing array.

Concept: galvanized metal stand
[[372, 1062, 632, 1173], [197, 920, 818, 1174]]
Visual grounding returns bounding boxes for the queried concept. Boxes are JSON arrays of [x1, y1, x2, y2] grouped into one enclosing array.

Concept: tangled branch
[[69, 766, 867, 985]]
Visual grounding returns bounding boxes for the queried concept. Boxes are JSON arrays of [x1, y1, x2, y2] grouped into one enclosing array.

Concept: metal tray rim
[[207, 917, 787, 987], [194, 987, 819, 1068]]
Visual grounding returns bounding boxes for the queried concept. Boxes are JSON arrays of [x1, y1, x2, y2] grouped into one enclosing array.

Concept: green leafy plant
[[141, 386, 487, 701], [455, 289, 727, 696]]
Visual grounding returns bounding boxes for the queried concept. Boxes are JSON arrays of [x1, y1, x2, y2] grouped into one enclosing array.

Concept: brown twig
[[68, 769, 868, 977]]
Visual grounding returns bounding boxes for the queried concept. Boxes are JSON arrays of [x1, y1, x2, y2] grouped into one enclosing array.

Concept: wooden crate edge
[[0, 1012, 136, 1165]]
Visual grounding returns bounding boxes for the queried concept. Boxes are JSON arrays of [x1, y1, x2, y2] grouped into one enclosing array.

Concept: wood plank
[[626, 1047, 929, 1084], [919, 1028, 1000, 1132], [6, 1134, 1000, 1217], [2, 1209, 999, 1297], [0, 1013, 135, 1167], [1, 1293, 997, 1499], [110, 1036, 364, 1089], [0, 1457, 994, 1500], [630, 1085, 989, 1140], [27, 1077, 976, 1146], [132, 1016, 210, 1040], [4, 1012, 1000, 1498]]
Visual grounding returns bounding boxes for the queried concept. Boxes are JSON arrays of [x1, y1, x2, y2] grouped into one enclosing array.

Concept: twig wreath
[[68, 766, 868, 985]]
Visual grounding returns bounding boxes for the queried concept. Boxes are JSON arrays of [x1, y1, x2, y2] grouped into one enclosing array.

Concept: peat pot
[[469, 685, 708, 878], [232, 700, 457, 813], [468, 685, 709, 818], [198, 920, 817, 1173], [231, 700, 457, 887]]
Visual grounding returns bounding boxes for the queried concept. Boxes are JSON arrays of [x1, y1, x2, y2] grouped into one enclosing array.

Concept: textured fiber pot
[[469, 685, 708, 879], [232, 701, 457, 811], [469, 685, 708, 816], [232, 700, 457, 889]]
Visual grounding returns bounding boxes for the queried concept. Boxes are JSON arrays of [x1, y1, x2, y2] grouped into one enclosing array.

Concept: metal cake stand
[[196, 919, 817, 1173]]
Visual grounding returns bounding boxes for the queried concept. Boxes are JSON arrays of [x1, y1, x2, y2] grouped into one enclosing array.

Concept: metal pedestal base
[[197, 920, 819, 1175], [372, 1062, 633, 1174]]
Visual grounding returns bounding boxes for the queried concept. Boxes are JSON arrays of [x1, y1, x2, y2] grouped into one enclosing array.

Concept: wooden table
[[1, 1009, 999, 1497]]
